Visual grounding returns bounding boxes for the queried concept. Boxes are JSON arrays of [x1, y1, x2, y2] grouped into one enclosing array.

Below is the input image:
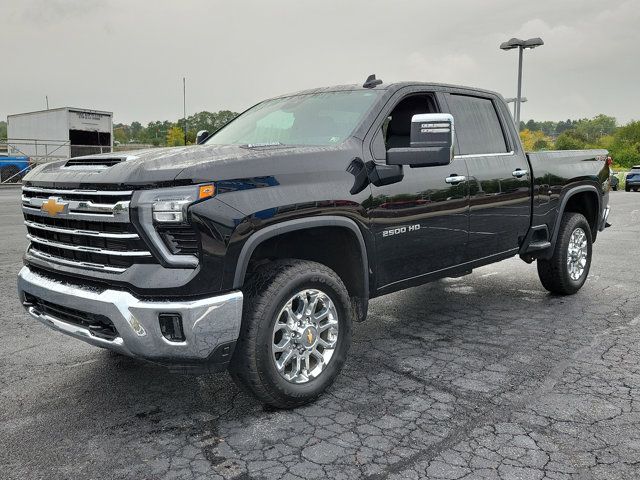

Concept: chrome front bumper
[[17, 266, 243, 367]]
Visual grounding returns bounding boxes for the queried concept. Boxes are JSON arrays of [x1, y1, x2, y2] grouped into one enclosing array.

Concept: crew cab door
[[443, 92, 532, 259], [365, 90, 470, 292]]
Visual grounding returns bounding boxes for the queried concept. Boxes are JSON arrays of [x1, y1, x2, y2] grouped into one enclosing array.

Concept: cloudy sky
[[2, 0, 638, 125]]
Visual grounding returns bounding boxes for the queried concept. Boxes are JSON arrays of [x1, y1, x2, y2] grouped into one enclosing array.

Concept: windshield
[[206, 90, 382, 147]]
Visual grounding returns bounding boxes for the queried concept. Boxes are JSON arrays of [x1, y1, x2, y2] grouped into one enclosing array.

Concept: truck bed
[[527, 149, 609, 243]]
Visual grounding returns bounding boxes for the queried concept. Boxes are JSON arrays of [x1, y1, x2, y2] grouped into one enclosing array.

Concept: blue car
[[626, 166, 640, 192], [0, 154, 30, 183]]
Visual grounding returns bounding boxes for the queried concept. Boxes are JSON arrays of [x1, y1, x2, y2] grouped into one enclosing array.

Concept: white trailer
[[7, 107, 113, 163]]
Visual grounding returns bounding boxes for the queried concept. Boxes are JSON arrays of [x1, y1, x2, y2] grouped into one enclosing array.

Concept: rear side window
[[447, 94, 508, 155]]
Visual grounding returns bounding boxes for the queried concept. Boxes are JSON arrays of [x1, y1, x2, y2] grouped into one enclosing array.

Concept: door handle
[[512, 169, 528, 178], [445, 175, 466, 184]]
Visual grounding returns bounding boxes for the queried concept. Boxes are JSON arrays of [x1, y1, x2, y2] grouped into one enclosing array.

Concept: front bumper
[[17, 266, 243, 368]]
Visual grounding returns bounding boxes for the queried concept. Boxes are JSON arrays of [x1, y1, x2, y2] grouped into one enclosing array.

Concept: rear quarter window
[[447, 94, 509, 155]]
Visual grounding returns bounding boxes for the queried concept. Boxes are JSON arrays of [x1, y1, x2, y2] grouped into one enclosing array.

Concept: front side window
[[447, 94, 508, 155], [206, 90, 382, 147]]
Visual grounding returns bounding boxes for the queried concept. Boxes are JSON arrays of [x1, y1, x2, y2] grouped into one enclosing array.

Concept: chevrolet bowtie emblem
[[41, 197, 68, 217], [306, 330, 314, 345]]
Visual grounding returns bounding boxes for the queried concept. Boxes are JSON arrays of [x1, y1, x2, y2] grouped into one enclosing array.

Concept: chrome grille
[[22, 186, 156, 273]]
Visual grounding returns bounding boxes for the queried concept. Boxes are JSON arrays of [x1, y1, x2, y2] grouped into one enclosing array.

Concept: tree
[[555, 131, 587, 150], [142, 120, 173, 146], [0, 121, 6, 139], [113, 125, 128, 144], [608, 120, 640, 168], [166, 126, 185, 146], [185, 110, 238, 137], [519, 129, 553, 151], [574, 114, 617, 142], [130, 121, 143, 141]]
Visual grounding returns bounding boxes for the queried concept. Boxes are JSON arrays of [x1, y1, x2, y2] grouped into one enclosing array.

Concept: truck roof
[[270, 81, 504, 101]]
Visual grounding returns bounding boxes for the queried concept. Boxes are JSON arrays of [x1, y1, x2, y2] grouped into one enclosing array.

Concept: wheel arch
[[551, 185, 601, 248], [232, 216, 370, 317]]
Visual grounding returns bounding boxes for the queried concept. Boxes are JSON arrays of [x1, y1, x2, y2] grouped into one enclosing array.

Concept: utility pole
[[183, 77, 187, 145], [45, 96, 49, 110]]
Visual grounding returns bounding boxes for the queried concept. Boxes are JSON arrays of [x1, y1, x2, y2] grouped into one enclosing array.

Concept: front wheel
[[229, 260, 352, 408], [537, 212, 592, 295]]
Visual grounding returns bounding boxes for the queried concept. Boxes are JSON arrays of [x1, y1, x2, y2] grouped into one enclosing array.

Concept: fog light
[[159, 313, 185, 342]]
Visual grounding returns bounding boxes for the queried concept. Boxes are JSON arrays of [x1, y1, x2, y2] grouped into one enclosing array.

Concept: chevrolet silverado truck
[[17, 77, 611, 408]]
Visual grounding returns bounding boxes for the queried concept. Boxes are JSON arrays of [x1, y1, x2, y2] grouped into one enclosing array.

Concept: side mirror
[[196, 130, 210, 145], [387, 113, 455, 167]]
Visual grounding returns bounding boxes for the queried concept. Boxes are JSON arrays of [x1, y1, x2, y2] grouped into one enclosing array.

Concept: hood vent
[[64, 155, 136, 168]]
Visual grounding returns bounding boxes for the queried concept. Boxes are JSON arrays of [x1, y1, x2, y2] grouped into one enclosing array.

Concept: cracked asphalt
[[1, 187, 640, 480]]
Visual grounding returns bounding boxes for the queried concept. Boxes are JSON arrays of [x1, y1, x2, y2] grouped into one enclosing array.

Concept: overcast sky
[[2, 0, 638, 125]]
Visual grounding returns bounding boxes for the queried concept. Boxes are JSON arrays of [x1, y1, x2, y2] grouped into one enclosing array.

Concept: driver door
[[366, 89, 470, 292]]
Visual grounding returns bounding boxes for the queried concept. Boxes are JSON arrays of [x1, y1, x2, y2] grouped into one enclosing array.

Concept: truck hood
[[24, 143, 351, 187]]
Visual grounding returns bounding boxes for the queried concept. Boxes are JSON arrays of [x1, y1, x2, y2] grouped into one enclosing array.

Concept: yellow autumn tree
[[519, 129, 553, 151], [166, 126, 185, 146]]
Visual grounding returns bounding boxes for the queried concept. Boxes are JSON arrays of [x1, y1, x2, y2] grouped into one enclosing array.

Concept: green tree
[[0, 121, 6, 139], [142, 120, 173, 146], [130, 121, 143, 141], [183, 110, 238, 138], [574, 114, 617, 142], [555, 131, 588, 150], [113, 125, 129, 144], [609, 120, 640, 168]]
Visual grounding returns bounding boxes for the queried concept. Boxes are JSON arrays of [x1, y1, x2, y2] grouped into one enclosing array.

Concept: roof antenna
[[363, 74, 383, 89]]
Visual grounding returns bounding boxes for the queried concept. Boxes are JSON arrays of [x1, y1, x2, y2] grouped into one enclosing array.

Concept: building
[[7, 107, 113, 163]]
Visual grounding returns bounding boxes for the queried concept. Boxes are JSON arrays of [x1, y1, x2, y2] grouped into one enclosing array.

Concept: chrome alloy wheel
[[271, 289, 339, 384], [567, 227, 588, 281]]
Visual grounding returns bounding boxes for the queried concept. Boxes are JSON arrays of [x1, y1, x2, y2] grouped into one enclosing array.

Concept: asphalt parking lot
[[1, 187, 640, 480]]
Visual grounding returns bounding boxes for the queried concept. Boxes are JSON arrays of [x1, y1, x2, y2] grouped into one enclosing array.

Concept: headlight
[[133, 184, 215, 268], [152, 184, 214, 224]]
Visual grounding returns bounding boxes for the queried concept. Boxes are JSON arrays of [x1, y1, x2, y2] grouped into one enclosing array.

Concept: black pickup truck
[[17, 77, 611, 408]]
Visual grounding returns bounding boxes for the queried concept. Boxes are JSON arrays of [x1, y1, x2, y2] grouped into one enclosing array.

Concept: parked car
[[625, 166, 640, 192], [0, 153, 29, 183], [17, 78, 611, 408], [610, 170, 619, 190]]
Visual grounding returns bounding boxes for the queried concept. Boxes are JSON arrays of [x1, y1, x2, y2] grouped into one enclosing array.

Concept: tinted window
[[447, 94, 508, 155]]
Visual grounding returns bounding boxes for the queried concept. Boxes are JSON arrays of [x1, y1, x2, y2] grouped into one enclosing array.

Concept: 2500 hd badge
[[382, 224, 421, 237]]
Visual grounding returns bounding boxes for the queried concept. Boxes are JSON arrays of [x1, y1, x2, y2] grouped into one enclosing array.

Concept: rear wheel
[[537, 212, 592, 295], [626, 185, 631, 192], [229, 260, 352, 408], [634, 187, 639, 192]]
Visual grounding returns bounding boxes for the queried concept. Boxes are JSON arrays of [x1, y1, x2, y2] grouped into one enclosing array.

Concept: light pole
[[505, 97, 527, 119], [500, 37, 543, 129]]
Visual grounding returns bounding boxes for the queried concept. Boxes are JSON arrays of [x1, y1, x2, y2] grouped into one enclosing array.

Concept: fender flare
[[232, 215, 369, 295], [549, 185, 601, 248]]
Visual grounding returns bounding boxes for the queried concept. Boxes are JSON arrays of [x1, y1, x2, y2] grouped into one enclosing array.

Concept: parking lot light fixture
[[500, 37, 543, 128], [505, 97, 528, 119]]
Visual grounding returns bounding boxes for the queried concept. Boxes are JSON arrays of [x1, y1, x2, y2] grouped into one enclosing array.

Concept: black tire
[[634, 187, 639, 192], [626, 185, 631, 192], [537, 212, 592, 295], [612, 185, 618, 191], [229, 259, 353, 408]]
